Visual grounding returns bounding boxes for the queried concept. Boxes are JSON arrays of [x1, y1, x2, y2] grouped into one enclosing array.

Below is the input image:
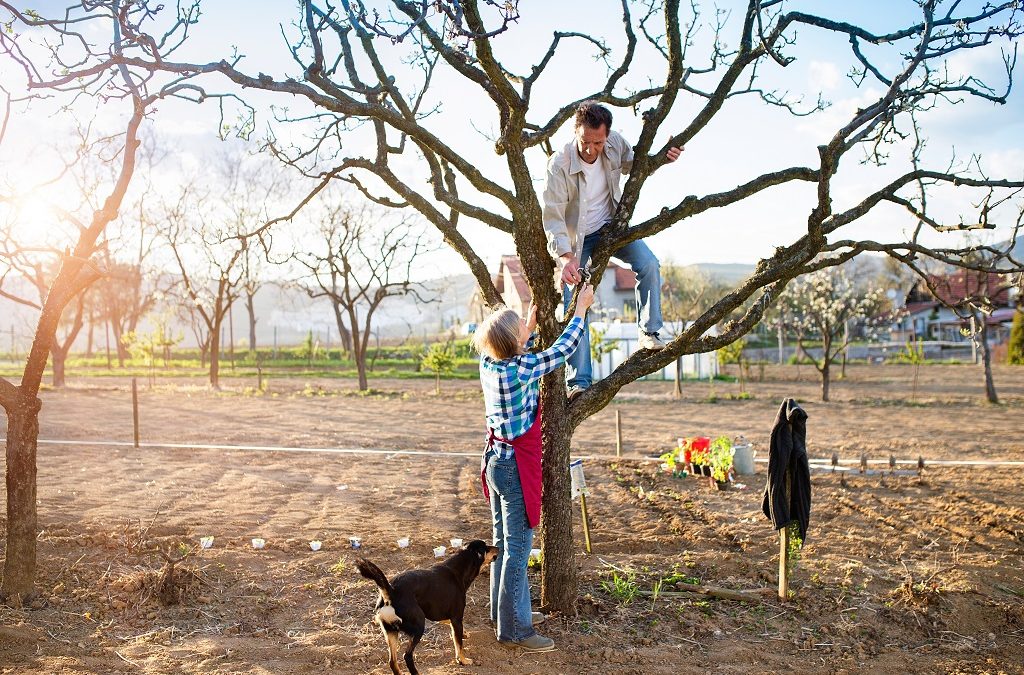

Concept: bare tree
[[291, 196, 434, 391], [7, 0, 1024, 613], [661, 263, 730, 396], [94, 141, 167, 366], [160, 184, 248, 390], [926, 253, 1020, 403], [776, 267, 886, 401], [0, 1, 177, 600], [216, 150, 288, 355]]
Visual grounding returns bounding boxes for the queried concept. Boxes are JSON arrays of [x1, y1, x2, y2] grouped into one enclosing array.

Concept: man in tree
[[543, 101, 683, 399]]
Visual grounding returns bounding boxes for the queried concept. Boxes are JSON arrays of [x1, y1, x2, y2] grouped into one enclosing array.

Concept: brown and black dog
[[357, 540, 499, 675]]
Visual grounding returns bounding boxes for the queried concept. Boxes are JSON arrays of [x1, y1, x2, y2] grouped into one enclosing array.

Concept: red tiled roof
[[920, 271, 1012, 306], [903, 301, 939, 316], [611, 262, 637, 291], [496, 255, 637, 300], [497, 254, 532, 304]]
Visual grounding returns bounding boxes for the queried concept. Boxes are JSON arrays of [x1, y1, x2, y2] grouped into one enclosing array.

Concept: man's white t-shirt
[[579, 156, 612, 238]]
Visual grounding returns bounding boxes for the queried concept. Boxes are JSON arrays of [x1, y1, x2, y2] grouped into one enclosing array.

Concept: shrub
[[1009, 309, 1024, 365]]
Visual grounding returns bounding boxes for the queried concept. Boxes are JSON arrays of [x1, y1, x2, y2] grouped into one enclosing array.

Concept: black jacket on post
[[761, 398, 811, 541]]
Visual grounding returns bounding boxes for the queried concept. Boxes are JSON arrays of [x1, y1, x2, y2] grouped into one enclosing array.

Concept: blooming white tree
[[777, 268, 885, 401]]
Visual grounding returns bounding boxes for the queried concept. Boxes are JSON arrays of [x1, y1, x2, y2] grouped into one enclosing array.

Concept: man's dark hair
[[574, 101, 612, 133]]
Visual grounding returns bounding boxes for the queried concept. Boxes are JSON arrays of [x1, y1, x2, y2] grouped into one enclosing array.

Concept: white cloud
[[808, 60, 841, 91]]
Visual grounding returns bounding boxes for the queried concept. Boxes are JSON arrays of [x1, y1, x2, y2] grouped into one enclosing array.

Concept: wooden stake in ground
[[615, 409, 622, 457], [778, 524, 789, 601], [131, 378, 140, 449], [579, 491, 593, 554], [569, 459, 592, 554]]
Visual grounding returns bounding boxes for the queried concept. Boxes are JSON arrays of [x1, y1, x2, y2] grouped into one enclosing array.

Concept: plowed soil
[[2, 364, 1022, 674]]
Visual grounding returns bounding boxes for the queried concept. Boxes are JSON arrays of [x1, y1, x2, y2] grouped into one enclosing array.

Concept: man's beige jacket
[[542, 130, 634, 261]]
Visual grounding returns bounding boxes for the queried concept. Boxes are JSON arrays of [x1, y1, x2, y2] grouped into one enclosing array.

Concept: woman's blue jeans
[[484, 448, 535, 642]]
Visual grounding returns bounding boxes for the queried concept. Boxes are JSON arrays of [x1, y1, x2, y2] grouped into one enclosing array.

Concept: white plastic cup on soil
[[529, 548, 542, 562], [397, 537, 410, 549], [449, 538, 463, 549], [199, 536, 214, 550], [433, 545, 446, 558], [349, 536, 362, 550], [309, 540, 322, 552], [251, 538, 266, 550]]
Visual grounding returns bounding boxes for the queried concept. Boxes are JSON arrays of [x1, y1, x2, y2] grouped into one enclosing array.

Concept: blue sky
[[3, 1, 1022, 276]]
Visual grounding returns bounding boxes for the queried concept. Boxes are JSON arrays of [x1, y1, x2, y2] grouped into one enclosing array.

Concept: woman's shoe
[[500, 633, 555, 652]]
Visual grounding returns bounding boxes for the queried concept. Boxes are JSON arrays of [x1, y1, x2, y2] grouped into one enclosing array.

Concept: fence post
[[615, 409, 622, 457], [131, 378, 140, 449]]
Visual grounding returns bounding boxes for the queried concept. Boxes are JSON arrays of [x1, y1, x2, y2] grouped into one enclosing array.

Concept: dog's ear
[[466, 540, 487, 559]]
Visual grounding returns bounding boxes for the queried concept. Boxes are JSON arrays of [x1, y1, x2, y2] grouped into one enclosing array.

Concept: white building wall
[[588, 320, 719, 381]]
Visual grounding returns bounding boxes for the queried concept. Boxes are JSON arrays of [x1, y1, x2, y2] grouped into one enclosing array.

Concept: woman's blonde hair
[[472, 307, 523, 360]]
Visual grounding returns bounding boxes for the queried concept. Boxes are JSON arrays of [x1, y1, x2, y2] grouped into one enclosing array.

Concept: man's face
[[575, 124, 608, 164]]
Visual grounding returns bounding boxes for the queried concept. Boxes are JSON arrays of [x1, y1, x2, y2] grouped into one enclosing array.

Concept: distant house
[[468, 254, 638, 321], [890, 270, 1017, 343]]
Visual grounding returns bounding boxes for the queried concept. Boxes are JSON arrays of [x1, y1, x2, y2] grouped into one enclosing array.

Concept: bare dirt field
[[2, 364, 1023, 674]]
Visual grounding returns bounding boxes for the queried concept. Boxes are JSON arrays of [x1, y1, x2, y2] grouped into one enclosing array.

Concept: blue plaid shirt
[[480, 317, 585, 459]]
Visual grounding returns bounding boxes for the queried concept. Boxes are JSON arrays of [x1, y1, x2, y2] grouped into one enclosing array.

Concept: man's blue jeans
[[563, 229, 663, 390], [485, 449, 535, 642]]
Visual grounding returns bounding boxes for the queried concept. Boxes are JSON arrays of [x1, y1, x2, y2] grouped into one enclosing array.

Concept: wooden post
[[104, 321, 111, 369], [579, 492, 593, 554], [970, 315, 978, 364], [778, 525, 789, 601], [229, 304, 236, 372], [131, 377, 140, 449], [615, 409, 622, 457]]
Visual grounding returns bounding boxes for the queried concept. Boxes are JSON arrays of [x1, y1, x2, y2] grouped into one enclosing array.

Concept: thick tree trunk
[[979, 318, 998, 404], [777, 317, 785, 365], [2, 394, 41, 603], [246, 292, 257, 352], [114, 320, 129, 367], [332, 303, 352, 355], [349, 309, 368, 391], [50, 349, 67, 388], [355, 352, 368, 391], [820, 361, 831, 402], [841, 320, 850, 379], [539, 385, 577, 614], [209, 323, 221, 389], [85, 318, 94, 357]]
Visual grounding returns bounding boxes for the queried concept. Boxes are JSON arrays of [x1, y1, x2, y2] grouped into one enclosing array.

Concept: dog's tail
[[356, 559, 402, 627], [356, 559, 395, 603]]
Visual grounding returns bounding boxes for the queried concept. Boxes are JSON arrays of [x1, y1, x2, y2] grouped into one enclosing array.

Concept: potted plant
[[709, 436, 734, 490], [690, 437, 711, 477], [659, 448, 677, 476]]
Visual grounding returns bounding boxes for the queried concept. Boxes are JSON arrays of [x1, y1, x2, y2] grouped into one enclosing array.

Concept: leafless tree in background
[[291, 195, 435, 391]]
